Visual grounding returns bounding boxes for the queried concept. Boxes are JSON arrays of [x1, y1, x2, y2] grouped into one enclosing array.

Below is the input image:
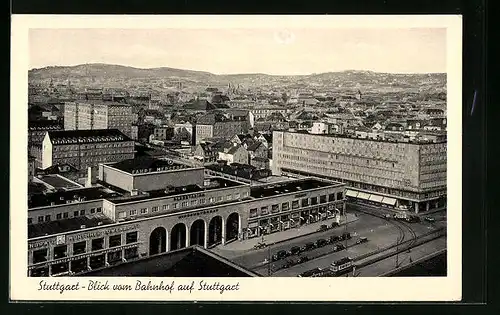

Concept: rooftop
[[80, 245, 259, 277], [38, 175, 82, 190], [283, 130, 447, 144], [108, 157, 192, 174], [29, 214, 115, 239], [250, 178, 340, 199], [71, 100, 131, 107], [48, 129, 131, 145], [29, 186, 122, 209]]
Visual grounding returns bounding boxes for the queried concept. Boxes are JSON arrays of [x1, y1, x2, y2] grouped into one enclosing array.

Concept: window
[[56, 213, 62, 220], [336, 192, 343, 200], [28, 218, 33, 225], [107, 250, 122, 265], [244, 191, 249, 197], [45, 215, 51, 222], [162, 205, 169, 211], [91, 238, 104, 251], [282, 202, 289, 211], [249, 208, 258, 218], [311, 197, 318, 205], [90, 208, 96, 214], [73, 241, 86, 255], [226, 195, 232, 201], [37, 216, 44, 223], [191, 200, 197, 206], [124, 247, 139, 260], [53, 245, 68, 259], [320, 195, 327, 203], [301, 198, 309, 207], [140, 208, 148, 214], [261, 206, 269, 215], [181, 201, 188, 207], [271, 204, 279, 213], [118, 211, 126, 219], [129, 209, 137, 216], [235, 193, 241, 199], [80, 210, 85, 216], [109, 235, 122, 248], [126, 231, 138, 244], [63, 212, 69, 218], [199, 198, 206, 204], [216, 196, 222, 202], [96, 207, 102, 213], [328, 194, 335, 202], [209, 197, 215, 203], [32, 249, 48, 263], [292, 200, 299, 209], [152, 206, 159, 212], [173, 203, 178, 209]]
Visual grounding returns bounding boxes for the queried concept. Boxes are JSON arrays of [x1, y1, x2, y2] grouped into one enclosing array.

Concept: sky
[[29, 28, 446, 75]]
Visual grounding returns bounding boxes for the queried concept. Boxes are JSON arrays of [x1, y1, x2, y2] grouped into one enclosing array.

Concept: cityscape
[[26, 28, 447, 278]]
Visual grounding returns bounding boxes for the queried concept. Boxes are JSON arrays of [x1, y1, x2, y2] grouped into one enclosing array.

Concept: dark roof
[[48, 129, 131, 144], [247, 141, 263, 152], [250, 178, 338, 198], [39, 163, 79, 174], [28, 120, 63, 130], [79, 245, 259, 277], [226, 144, 244, 155], [29, 186, 121, 209], [28, 214, 114, 239], [109, 157, 191, 173], [206, 163, 271, 180]]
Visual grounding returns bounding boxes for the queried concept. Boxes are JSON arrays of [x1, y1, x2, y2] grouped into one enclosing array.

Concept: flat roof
[[80, 246, 259, 277], [29, 186, 122, 209], [280, 130, 447, 144], [29, 214, 115, 239], [108, 157, 192, 174], [38, 175, 81, 190], [110, 177, 245, 204], [250, 178, 341, 199]]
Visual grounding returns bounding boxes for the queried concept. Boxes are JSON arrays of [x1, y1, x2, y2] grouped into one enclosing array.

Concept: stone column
[[204, 226, 209, 248], [415, 202, 419, 214], [221, 218, 226, 246], [426, 202, 430, 212], [185, 227, 190, 248]]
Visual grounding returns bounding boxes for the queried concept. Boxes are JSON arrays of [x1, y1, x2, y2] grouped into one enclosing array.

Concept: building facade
[[272, 131, 447, 213], [195, 121, 249, 145], [27, 159, 345, 277], [64, 101, 134, 138], [42, 129, 135, 173]]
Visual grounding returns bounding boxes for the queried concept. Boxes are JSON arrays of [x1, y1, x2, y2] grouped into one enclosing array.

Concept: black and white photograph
[[11, 15, 463, 301]]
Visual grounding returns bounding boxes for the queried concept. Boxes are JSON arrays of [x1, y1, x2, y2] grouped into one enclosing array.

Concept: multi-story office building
[[41, 129, 135, 172], [272, 131, 447, 213], [27, 157, 345, 276], [64, 101, 134, 138], [28, 120, 64, 168]]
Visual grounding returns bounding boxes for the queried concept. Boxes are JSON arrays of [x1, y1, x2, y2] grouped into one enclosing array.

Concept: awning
[[381, 197, 397, 206], [346, 189, 359, 198], [357, 192, 371, 200], [248, 222, 259, 228], [369, 194, 384, 203]]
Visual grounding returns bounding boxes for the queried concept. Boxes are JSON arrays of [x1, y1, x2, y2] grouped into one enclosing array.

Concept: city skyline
[[29, 28, 447, 75]]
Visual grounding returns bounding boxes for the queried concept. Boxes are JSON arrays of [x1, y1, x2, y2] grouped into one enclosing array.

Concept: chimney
[[85, 166, 92, 187]]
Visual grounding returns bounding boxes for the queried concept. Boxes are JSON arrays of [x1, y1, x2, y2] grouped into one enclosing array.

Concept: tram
[[329, 257, 354, 276]]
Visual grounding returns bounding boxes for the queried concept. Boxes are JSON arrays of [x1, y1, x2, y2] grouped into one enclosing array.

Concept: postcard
[[11, 14, 462, 301]]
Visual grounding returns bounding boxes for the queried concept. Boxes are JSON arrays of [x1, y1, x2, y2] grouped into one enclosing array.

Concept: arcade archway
[[226, 212, 240, 241], [170, 223, 187, 251], [149, 227, 167, 256], [190, 219, 206, 247], [207, 216, 223, 247]]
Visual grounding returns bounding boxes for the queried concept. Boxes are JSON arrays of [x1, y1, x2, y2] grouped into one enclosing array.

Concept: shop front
[[269, 217, 280, 233], [246, 222, 259, 239]]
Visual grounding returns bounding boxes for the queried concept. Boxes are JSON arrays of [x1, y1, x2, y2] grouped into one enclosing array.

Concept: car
[[253, 242, 267, 250], [282, 259, 296, 269], [425, 217, 436, 223], [315, 239, 328, 247], [298, 256, 310, 264], [329, 235, 341, 244], [331, 222, 340, 228], [406, 216, 421, 223], [384, 214, 392, 219], [273, 250, 288, 261], [356, 237, 368, 244], [290, 246, 302, 255], [304, 242, 316, 251], [318, 224, 329, 232], [298, 267, 323, 277], [341, 232, 351, 240]]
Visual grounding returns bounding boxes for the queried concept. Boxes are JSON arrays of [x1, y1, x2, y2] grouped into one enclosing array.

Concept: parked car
[[356, 237, 368, 244], [406, 216, 421, 223], [289, 246, 302, 255], [341, 232, 351, 240], [272, 250, 288, 261], [384, 214, 393, 219], [315, 238, 328, 247], [318, 224, 329, 232], [333, 244, 345, 252], [253, 242, 267, 250], [298, 256, 310, 264], [304, 242, 316, 251], [298, 267, 323, 277], [329, 235, 341, 244], [425, 216, 436, 223], [331, 222, 340, 228], [282, 259, 296, 269]]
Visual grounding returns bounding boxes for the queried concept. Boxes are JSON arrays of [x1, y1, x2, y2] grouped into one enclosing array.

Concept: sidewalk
[[215, 213, 359, 254]]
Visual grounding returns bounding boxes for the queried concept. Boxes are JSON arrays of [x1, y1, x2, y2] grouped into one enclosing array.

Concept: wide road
[[249, 205, 445, 276]]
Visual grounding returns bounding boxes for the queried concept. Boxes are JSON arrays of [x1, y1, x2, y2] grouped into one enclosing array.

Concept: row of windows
[[54, 142, 132, 151], [28, 207, 102, 225], [249, 193, 343, 218], [31, 231, 138, 264], [117, 192, 247, 219]]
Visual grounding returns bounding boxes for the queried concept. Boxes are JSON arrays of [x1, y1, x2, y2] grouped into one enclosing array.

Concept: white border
[[11, 15, 462, 301]]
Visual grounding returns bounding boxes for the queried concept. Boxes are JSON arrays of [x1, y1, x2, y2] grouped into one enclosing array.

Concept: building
[[272, 131, 446, 213], [27, 158, 345, 277], [28, 120, 64, 168], [41, 129, 135, 174], [64, 101, 134, 138], [217, 144, 248, 165], [195, 112, 249, 145], [153, 126, 175, 141], [311, 122, 329, 134]]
